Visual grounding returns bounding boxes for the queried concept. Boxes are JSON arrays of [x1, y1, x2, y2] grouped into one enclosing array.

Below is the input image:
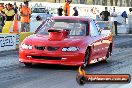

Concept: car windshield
[[36, 19, 88, 36], [32, 8, 49, 13]]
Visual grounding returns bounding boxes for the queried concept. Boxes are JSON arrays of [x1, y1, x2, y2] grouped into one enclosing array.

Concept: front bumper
[[19, 49, 85, 66]]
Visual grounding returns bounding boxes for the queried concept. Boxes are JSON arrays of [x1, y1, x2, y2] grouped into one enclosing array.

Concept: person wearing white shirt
[[111, 7, 117, 17]]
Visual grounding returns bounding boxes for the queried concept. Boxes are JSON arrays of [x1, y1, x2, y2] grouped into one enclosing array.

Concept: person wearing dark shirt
[[57, 6, 63, 16], [121, 11, 127, 23], [100, 7, 110, 21], [13, 2, 18, 14], [13, 5, 18, 14], [73, 7, 78, 16]]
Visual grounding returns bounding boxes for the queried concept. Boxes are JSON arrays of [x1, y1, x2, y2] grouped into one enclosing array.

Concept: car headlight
[[62, 47, 79, 52], [21, 44, 33, 50]]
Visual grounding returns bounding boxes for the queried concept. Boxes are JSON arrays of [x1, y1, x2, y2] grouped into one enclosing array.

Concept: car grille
[[35, 46, 45, 50], [35, 45, 59, 51], [31, 56, 61, 60], [47, 46, 59, 51]]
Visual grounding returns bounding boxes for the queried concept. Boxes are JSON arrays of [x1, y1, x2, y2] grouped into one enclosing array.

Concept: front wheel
[[83, 48, 90, 67]]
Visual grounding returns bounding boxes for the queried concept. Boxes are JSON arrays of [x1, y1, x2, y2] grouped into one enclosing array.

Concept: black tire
[[106, 46, 111, 59], [24, 63, 32, 66], [102, 46, 111, 63], [101, 59, 107, 63], [83, 48, 90, 67]]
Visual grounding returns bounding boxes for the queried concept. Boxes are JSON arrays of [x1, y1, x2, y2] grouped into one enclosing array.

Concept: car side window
[[90, 21, 99, 37]]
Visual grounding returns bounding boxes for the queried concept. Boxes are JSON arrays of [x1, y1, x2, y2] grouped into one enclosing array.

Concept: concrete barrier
[[0, 33, 17, 51], [117, 25, 129, 34], [128, 15, 132, 33], [110, 16, 126, 25], [0, 32, 34, 52]]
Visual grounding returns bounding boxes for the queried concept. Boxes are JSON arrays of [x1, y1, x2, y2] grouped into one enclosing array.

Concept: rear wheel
[[83, 48, 90, 67], [106, 46, 111, 59], [102, 46, 111, 63], [24, 63, 32, 66]]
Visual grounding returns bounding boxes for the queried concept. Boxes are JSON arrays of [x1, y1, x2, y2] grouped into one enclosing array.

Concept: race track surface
[[0, 34, 132, 88]]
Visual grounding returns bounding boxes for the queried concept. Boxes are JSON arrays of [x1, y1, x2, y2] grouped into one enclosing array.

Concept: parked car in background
[[31, 7, 53, 21]]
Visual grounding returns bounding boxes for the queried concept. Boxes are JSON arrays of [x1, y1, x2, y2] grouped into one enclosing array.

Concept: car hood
[[24, 34, 88, 46]]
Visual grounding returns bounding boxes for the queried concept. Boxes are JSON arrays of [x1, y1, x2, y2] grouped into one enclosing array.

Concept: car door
[[89, 21, 103, 61]]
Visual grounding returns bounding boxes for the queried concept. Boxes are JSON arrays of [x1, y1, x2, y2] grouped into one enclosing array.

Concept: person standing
[[0, 3, 5, 27], [64, 0, 71, 16], [1, 3, 15, 21], [13, 2, 18, 14], [111, 7, 118, 35], [100, 7, 110, 21], [57, 6, 63, 16], [121, 11, 127, 24], [20, 1, 31, 32], [0, 3, 4, 11], [111, 7, 117, 17], [72, 7, 78, 16], [0, 3, 4, 32], [19, 3, 23, 12], [1, 3, 15, 33]]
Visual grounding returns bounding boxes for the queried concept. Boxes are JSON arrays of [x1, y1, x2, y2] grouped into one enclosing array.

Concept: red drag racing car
[[19, 16, 113, 67]]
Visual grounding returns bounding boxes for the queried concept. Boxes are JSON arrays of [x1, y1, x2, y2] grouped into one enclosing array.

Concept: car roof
[[52, 16, 91, 22]]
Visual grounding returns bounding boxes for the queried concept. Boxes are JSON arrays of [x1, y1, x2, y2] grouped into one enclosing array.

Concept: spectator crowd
[[0, 0, 31, 33]]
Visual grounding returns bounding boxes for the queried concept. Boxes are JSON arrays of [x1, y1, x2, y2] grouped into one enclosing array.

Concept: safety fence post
[[114, 21, 117, 35]]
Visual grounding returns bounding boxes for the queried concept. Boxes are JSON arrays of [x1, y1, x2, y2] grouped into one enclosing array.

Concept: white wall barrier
[[117, 25, 129, 34], [0, 34, 18, 52]]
